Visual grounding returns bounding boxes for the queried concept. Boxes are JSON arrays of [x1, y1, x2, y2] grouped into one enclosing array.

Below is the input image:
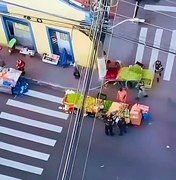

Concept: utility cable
[[81, 1, 120, 180], [58, 6, 102, 180], [119, 0, 176, 20], [66, 1, 109, 179]]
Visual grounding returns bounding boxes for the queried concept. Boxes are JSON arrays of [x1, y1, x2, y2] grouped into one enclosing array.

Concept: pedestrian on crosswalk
[[154, 60, 164, 82]]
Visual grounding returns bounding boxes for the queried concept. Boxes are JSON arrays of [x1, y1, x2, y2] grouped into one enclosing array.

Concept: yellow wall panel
[[5, 0, 87, 22], [31, 22, 51, 55], [72, 29, 93, 67], [0, 16, 8, 45]]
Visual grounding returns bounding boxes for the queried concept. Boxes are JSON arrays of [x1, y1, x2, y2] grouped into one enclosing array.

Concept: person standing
[[116, 117, 127, 136], [73, 63, 80, 79], [136, 81, 148, 100], [16, 60, 25, 75], [117, 88, 127, 103], [154, 60, 164, 82], [104, 115, 114, 136]]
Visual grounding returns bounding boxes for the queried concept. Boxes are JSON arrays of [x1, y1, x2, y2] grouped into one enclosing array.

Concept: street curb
[[23, 76, 101, 91]]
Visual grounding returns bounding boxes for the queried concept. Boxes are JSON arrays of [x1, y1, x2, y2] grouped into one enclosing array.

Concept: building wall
[[5, 0, 89, 22], [0, 0, 93, 67], [0, 14, 93, 67]]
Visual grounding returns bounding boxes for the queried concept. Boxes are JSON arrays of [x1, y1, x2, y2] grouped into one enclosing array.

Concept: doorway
[[47, 28, 75, 66], [3, 16, 35, 50]]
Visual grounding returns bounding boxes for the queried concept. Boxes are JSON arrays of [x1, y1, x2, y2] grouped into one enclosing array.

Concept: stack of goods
[[118, 65, 143, 82], [130, 104, 142, 126], [141, 69, 154, 88], [123, 108, 130, 124], [103, 100, 113, 113], [137, 104, 151, 122], [85, 96, 96, 113]]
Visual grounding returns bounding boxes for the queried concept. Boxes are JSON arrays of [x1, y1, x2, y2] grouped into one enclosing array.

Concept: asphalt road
[[1, 1, 176, 180], [0, 83, 72, 180]]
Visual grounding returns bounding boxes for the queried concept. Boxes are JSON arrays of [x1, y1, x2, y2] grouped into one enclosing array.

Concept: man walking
[[136, 81, 148, 100]]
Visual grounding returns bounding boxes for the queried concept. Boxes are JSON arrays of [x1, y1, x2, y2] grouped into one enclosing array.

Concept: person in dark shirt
[[116, 117, 127, 136], [104, 115, 114, 136], [154, 60, 164, 82]]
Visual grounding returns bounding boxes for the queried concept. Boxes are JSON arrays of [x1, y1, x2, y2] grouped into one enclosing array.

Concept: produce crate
[[141, 69, 154, 89]]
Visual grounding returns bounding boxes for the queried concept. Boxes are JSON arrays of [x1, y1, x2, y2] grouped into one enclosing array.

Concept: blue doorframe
[[47, 27, 75, 64], [2, 16, 37, 51]]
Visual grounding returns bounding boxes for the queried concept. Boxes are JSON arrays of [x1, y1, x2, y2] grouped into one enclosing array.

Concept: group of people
[[116, 60, 164, 102], [104, 113, 127, 136]]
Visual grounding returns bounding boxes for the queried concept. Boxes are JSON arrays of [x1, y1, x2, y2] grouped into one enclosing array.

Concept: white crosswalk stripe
[[0, 157, 43, 175], [0, 142, 50, 161], [0, 126, 56, 146], [149, 29, 163, 70], [0, 112, 63, 133], [0, 174, 22, 180], [135, 27, 148, 63], [6, 99, 68, 119], [0, 89, 69, 178], [144, 5, 176, 12], [135, 28, 176, 81], [24, 89, 63, 103], [163, 30, 176, 81]]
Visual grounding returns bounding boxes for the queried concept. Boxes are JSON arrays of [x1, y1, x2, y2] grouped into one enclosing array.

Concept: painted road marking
[[163, 30, 176, 81], [0, 142, 50, 161], [0, 157, 43, 175], [0, 174, 22, 180], [144, 5, 176, 12], [0, 112, 63, 133], [0, 126, 56, 146], [6, 99, 69, 120], [25, 89, 63, 104], [135, 27, 148, 63], [149, 29, 163, 69]]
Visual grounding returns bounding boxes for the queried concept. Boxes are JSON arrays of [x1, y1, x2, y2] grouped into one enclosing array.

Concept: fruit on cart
[[85, 96, 96, 113], [66, 93, 81, 105], [103, 100, 113, 113]]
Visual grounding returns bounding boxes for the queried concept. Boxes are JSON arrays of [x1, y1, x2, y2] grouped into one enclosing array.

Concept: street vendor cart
[[63, 91, 131, 124], [105, 63, 154, 89], [0, 67, 22, 94]]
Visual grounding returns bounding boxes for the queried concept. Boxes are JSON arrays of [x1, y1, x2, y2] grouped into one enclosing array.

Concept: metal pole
[[60, 1, 107, 179]]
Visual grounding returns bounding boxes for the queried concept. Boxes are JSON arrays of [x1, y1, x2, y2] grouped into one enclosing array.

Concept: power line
[[104, 30, 176, 55], [119, 0, 176, 20]]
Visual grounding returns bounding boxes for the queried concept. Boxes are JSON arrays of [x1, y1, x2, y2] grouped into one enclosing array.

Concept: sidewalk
[[0, 46, 101, 90]]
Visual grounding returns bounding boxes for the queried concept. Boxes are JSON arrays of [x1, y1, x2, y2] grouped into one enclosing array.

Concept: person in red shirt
[[16, 60, 25, 72], [117, 88, 127, 103]]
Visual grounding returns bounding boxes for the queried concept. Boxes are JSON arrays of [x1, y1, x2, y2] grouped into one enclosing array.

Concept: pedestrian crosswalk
[[0, 89, 69, 179], [135, 27, 176, 81]]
